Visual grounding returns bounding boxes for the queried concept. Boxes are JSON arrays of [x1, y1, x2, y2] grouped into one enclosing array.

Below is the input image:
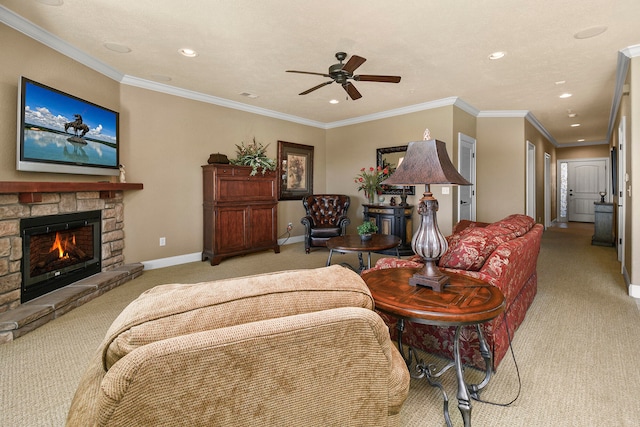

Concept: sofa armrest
[[301, 215, 314, 230], [94, 307, 409, 426]]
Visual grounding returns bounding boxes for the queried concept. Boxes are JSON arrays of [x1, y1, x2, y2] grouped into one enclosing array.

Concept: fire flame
[[51, 232, 75, 259]]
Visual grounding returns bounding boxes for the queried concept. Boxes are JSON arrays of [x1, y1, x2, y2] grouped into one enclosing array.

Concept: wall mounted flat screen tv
[[17, 76, 120, 176]]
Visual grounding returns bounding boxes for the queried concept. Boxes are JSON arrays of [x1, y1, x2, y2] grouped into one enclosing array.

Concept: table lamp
[[381, 139, 471, 291]]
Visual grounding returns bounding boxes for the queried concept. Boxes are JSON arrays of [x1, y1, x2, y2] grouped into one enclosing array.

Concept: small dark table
[[326, 234, 401, 272], [362, 267, 505, 427]]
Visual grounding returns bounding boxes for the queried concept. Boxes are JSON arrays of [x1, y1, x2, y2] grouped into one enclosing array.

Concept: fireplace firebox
[[21, 210, 102, 303]]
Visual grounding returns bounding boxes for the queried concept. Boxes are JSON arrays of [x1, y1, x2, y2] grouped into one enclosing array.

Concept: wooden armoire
[[202, 164, 280, 265]]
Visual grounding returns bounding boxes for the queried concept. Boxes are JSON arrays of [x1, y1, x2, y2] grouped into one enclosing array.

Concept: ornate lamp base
[[409, 259, 450, 292], [410, 191, 450, 292]]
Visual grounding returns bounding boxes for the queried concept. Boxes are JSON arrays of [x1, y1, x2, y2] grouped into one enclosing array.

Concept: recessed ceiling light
[[571, 123, 581, 127], [488, 51, 506, 60], [577, 139, 585, 142], [104, 43, 131, 53], [239, 92, 258, 99], [179, 48, 198, 58], [555, 80, 566, 85], [559, 93, 572, 99], [568, 113, 577, 118], [329, 99, 339, 104], [574, 26, 607, 40]]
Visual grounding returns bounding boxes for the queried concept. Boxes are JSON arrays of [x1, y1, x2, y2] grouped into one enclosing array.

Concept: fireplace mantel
[[0, 181, 143, 203]]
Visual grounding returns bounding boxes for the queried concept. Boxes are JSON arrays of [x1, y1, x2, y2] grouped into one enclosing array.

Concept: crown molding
[[120, 75, 326, 128], [0, 6, 123, 82], [621, 44, 640, 58], [478, 110, 559, 147], [606, 47, 636, 140], [325, 97, 458, 129], [1, 5, 559, 142]]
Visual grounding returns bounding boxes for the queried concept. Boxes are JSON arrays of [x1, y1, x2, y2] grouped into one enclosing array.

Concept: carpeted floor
[[1, 223, 638, 426]]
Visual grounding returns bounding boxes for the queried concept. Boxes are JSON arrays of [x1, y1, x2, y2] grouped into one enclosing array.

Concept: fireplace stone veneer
[[0, 182, 143, 342]]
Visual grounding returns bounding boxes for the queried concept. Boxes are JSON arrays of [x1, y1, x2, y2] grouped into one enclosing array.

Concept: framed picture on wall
[[278, 141, 314, 200]]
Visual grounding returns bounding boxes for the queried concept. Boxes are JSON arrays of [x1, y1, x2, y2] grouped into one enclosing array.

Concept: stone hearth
[[0, 182, 143, 342]]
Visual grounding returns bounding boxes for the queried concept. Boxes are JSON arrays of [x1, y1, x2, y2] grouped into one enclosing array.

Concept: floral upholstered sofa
[[366, 214, 543, 370]]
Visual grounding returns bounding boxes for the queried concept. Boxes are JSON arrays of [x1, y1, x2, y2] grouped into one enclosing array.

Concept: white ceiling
[[3, 0, 640, 146]]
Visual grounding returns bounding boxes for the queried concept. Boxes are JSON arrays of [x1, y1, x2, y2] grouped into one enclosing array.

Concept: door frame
[[544, 152, 552, 228], [457, 133, 476, 222], [617, 116, 626, 267], [526, 141, 536, 220]]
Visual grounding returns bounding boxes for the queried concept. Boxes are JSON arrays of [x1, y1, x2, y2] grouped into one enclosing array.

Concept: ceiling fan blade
[[354, 75, 401, 83], [299, 81, 333, 95], [342, 55, 366, 74], [287, 70, 331, 78], [342, 82, 362, 100]]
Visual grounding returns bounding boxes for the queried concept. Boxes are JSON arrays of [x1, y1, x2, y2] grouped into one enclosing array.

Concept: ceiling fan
[[286, 52, 401, 100]]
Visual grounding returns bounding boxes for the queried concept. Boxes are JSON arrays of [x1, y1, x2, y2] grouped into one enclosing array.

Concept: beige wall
[[0, 24, 120, 183], [556, 145, 610, 160], [120, 85, 325, 261], [325, 106, 461, 235], [475, 117, 526, 222], [525, 121, 558, 225], [0, 24, 324, 263]]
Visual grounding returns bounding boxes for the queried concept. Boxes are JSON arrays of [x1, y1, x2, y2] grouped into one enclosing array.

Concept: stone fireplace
[[0, 181, 143, 343]]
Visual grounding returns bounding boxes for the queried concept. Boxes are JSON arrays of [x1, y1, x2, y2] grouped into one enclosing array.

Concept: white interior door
[[617, 117, 626, 265], [567, 159, 608, 222], [544, 153, 551, 228], [457, 133, 476, 222], [526, 142, 536, 220]]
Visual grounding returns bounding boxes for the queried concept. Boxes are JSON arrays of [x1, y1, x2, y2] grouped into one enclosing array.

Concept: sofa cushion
[[486, 214, 536, 237], [439, 215, 536, 271], [310, 226, 341, 237], [102, 265, 373, 370], [438, 227, 505, 270]]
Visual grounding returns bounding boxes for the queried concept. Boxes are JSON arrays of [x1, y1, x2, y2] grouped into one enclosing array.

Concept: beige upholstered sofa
[[66, 265, 410, 427]]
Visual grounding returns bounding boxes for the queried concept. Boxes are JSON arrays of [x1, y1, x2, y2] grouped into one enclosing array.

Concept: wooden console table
[[592, 202, 615, 246], [363, 204, 414, 256]]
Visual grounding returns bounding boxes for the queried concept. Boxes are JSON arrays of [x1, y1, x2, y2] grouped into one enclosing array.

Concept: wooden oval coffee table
[[326, 234, 401, 272], [362, 266, 505, 427]]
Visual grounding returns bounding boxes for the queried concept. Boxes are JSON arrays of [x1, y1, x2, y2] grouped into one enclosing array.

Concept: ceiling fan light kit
[[287, 52, 401, 100]]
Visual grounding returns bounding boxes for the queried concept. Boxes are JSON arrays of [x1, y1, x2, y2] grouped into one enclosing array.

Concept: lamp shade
[[381, 139, 471, 186]]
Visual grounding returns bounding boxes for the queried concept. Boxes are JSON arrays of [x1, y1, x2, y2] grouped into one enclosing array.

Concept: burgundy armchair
[[301, 195, 350, 253]]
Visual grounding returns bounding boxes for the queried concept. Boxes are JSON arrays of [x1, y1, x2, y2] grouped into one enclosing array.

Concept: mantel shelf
[[0, 181, 143, 194], [0, 182, 143, 203]]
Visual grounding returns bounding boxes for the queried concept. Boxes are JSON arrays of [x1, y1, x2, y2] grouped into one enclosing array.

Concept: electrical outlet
[[159, 237, 166, 246], [287, 222, 293, 231]]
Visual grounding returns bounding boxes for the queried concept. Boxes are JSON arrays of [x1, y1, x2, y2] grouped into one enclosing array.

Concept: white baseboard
[[141, 236, 305, 270], [141, 252, 202, 270], [278, 235, 305, 245]]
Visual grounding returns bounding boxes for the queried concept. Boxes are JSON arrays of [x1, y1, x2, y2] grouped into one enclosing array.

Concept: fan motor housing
[[329, 63, 350, 83]]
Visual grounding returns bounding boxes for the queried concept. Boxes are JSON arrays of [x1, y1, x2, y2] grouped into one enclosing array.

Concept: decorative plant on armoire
[[230, 137, 277, 176]]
